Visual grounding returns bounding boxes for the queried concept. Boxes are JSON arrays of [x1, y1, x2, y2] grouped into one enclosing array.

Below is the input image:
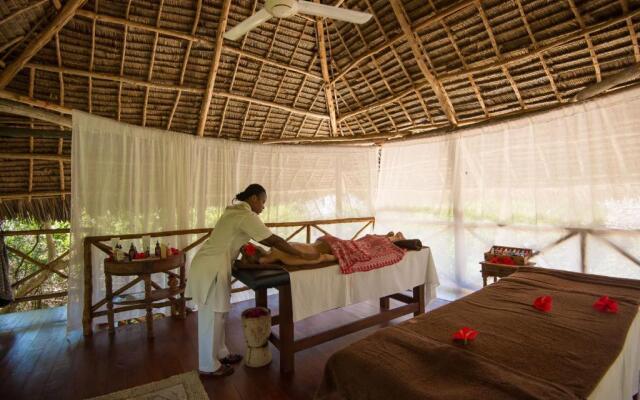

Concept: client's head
[[236, 184, 267, 214]]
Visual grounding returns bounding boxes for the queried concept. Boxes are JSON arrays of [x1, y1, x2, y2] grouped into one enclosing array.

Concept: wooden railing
[[460, 222, 640, 272], [0, 228, 70, 313], [82, 217, 375, 336]]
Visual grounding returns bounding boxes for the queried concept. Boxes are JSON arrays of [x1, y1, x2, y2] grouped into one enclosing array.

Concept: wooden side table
[[104, 253, 186, 338], [480, 261, 535, 287]]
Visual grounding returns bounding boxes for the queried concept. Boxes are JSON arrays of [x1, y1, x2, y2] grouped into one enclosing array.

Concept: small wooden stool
[[104, 253, 186, 338]]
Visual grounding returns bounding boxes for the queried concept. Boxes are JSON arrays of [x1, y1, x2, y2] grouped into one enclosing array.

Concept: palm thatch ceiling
[[1, 0, 640, 220]]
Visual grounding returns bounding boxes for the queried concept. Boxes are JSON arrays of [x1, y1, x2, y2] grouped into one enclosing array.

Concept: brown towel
[[316, 267, 640, 400]]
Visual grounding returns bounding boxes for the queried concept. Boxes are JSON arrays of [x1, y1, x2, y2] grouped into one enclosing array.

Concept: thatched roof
[[1, 0, 639, 220]]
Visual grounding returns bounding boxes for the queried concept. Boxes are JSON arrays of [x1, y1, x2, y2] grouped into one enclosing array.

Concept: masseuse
[[186, 184, 320, 377]]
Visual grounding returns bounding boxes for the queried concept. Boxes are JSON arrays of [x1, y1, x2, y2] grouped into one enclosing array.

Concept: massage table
[[316, 267, 640, 400], [232, 248, 438, 374]]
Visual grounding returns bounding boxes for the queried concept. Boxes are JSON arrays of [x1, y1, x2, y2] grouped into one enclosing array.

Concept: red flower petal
[[533, 295, 553, 312], [244, 243, 256, 256], [452, 327, 478, 344], [593, 296, 618, 313]]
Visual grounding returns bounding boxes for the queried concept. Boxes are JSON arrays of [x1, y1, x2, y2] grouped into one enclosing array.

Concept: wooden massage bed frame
[[232, 264, 426, 374]]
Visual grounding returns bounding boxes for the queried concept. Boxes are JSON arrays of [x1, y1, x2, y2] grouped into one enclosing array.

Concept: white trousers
[[197, 301, 231, 372]]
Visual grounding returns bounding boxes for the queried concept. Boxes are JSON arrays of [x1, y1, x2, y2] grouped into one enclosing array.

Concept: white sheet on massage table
[[288, 248, 438, 322], [588, 308, 640, 400]]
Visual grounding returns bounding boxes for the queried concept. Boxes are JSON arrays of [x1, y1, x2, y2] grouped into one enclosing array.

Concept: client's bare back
[[259, 243, 336, 266]]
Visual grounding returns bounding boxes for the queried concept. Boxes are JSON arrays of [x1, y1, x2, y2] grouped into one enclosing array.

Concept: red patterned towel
[[319, 234, 406, 274]]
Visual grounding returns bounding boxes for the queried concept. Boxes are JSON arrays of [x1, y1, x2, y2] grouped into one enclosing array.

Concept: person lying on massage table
[[241, 231, 418, 266]]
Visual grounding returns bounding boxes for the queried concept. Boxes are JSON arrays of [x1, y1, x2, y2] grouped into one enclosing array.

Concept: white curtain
[[69, 111, 378, 332], [376, 87, 640, 300]]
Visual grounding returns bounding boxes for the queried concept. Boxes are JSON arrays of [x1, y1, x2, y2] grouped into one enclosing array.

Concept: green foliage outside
[[2, 218, 70, 313]]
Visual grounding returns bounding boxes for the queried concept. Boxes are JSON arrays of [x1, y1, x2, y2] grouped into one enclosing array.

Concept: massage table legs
[[278, 285, 294, 374], [252, 284, 426, 375]]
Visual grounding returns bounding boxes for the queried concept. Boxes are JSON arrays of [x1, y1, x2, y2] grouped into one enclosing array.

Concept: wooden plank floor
[[0, 296, 448, 400]]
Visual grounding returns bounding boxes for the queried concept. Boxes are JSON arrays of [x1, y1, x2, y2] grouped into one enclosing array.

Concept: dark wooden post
[[143, 274, 154, 339], [83, 238, 94, 336], [255, 288, 267, 308], [278, 284, 294, 374], [105, 273, 115, 335], [413, 284, 425, 317]]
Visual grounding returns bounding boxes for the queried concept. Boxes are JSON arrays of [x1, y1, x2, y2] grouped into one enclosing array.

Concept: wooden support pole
[[315, 10, 339, 136], [0, 0, 86, 89], [389, 0, 457, 126]]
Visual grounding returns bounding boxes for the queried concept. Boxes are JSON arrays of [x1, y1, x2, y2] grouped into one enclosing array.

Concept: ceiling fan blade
[[297, 1, 372, 24], [224, 8, 272, 41]]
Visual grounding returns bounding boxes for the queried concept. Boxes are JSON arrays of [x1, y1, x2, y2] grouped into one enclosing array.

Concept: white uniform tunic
[[186, 201, 272, 310]]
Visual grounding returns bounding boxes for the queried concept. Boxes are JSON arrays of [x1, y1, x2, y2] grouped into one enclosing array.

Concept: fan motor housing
[[265, 0, 298, 18]]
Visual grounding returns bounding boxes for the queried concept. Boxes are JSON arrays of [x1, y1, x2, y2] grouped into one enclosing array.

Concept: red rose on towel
[[533, 295, 553, 312], [452, 327, 478, 345], [170, 247, 180, 255], [593, 296, 618, 313], [133, 252, 146, 259], [244, 243, 256, 256]]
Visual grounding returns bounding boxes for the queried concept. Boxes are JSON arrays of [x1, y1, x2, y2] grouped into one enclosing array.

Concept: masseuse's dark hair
[[235, 184, 266, 202]]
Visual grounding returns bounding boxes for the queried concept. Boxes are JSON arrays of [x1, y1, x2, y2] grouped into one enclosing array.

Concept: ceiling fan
[[224, 0, 373, 41]]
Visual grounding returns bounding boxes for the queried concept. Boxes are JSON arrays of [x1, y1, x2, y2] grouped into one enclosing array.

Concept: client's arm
[[260, 235, 320, 260]]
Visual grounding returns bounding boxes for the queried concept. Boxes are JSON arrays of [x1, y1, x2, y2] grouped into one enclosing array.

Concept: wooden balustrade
[[0, 228, 70, 313], [82, 217, 376, 336]]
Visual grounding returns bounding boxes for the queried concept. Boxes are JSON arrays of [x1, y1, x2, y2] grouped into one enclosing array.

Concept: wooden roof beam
[[142, 0, 165, 127], [315, 6, 339, 136], [619, 0, 640, 62], [332, 0, 476, 84], [440, 7, 640, 81], [389, 0, 457, 126], [260, 20, 309, 140], [0, 151, 70, 162], [117, 0, 133, 121], [327, 21, 381, 133], [240, 19, 282, 139], [25, 63, 329, 121], [0, 97, 71, 126], [438, 15, 488, 117], [0, 127, 70, 139], [75, 10, 322, 81], [515, 0, 562, 103], [167, 0, 203, 131], [566, 0, 601, 82], [0, 0, 86, 89], [0, 0, 48, 29], [340, 6, 640, 123], [476, 1, 525, 109], [0, 191, 70, 201], [198, 0, 233, 136]]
